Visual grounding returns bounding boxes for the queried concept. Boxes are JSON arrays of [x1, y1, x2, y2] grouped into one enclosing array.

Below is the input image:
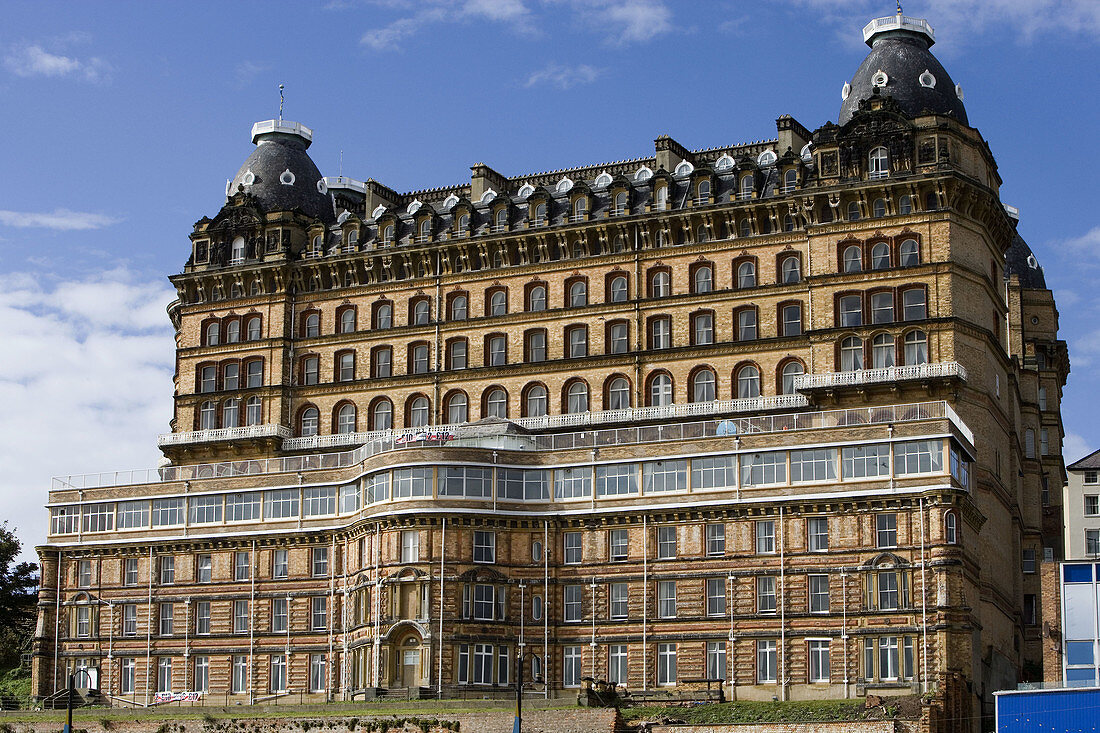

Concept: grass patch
[[0, 668, 31, 709], [620, 699, 871, 725]]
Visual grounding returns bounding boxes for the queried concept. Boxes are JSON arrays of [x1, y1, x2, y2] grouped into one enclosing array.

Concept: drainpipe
[[642, 514, 648, 692], [54, 550, 62, 694], [249, 540, 256, 704], [438, 517, 445, 695], [841, 570, 849, 699], [145, 546, 152, 706], [920, 498, 929, 694], [779, 506, 786, 701], [543, 520, 549, 699], [329, 535, 336, 700]]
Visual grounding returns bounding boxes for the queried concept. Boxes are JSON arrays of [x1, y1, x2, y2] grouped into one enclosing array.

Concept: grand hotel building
[[34, 11, 1068, 729]]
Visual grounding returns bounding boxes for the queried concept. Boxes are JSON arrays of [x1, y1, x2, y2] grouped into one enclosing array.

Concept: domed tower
[[839, 9, 967, 126], [227, 119, 335, 223]]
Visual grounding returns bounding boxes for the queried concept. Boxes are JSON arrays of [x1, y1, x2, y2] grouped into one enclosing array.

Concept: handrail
[[792, 361, 967, 391], [52, 399, 965, 491]]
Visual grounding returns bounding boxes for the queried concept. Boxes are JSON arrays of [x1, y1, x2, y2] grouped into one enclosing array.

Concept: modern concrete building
[[33, 10, 1068, 730]]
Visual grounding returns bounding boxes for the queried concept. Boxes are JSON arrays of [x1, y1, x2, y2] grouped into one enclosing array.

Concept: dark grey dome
[[839, 17, 968, 127], [1005, 231, 1047, 289], [229, 121, 334, 223]]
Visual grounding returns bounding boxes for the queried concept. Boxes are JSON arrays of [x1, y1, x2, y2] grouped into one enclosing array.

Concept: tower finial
[[897, 0, 903, 14], [278, 84, 285, 122]]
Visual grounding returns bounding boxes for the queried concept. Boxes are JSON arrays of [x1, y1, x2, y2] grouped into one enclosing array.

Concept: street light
[[513, 647, 543, 733]]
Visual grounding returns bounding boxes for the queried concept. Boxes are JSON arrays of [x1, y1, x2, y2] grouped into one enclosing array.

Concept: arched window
[[697, 225, 708, 243], [739, 175, 754, 200], [566, 325, 587, 358], [904, 330, 928, 365], [944, 511, 958, 544], [609, 275, 628, 303], [736, 364, 761, 399], [495, 208, 508, 232], [614, 191, 628, 215], [226, 319, 240, 343], [300, 406, 320, 437], [899, 195, 913, 215], [527, 284, 547, 311], [780, 361, 805, 395], [739, 218, 752, 237], [418, 219, 432, 242], [205, 322, 220, 346], [899, 239, 920, 266], [374, 302, 392, 329], [568, 280, 587, 307], [446, 392, 468, 424], [304, 312, 320, 338], [524, 384, 548, 417], [607, 376, 631, 410], [840, 336, 864, 371], [245, 396, 262, 425], [693, 264, 713, 293], [871, 242, 891, 270], [571, 240, 585, 258], [489, 289, 508, 316], [868, 147, 889, 178], [872, 198, 887, 218], [246, 316, 262, 341], [783, 168, 797, 192], [413, 299, 431, 325], [649, 372, 673, 407], [872, 333, 896, 368], [371, 399, 393, 430], [691, 368, 716, 402], [310, 235, 324, 258], [533, 202, 547, 225], [450, 294, 468, 320], [565, 381, 589, 414], [339, 308, 356, 334], [737, 261, 756, 288], [408, 396, 430, 427], [843, 245, 862, 273], [847, 201, 861, 221], [736, 307, 758, 341], [695, 179, 710, 205], [655, 185, 668, 211], [381, 224, 395, 245], [199, 400, 217, 430], [573, 197, 587, 221], [346, 229, 358, 251], [230, 236, 246, 264], [222, 399, 240, 428], [925, 191, 939, 210], [456, 213, 469, 236], [485, 388, 508, 418], [780, 256, 800, 284], [650, 269, 671, 298], [336, 403, 357, 434], [783, 213, 795, 232], [612, 234, 626, 253]]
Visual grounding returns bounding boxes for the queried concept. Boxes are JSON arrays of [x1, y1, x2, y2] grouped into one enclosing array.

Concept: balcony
[[793, 361, 967, 391], [516, 394, 808, 431], [157, 424, 291, 448]]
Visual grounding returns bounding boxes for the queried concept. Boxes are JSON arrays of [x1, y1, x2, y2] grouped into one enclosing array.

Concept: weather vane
[[278, 84, 285, 122], [897, 1, 903, 13]]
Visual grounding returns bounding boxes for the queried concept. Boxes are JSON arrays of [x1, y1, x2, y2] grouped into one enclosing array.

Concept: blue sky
[[1, 0, 1098, 562]]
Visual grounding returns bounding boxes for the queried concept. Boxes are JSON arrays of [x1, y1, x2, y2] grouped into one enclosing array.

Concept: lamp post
[[513, 648, 543, 733]]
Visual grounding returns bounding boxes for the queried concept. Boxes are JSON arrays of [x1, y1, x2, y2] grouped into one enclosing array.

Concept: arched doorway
[[392, 632, 422, 688]]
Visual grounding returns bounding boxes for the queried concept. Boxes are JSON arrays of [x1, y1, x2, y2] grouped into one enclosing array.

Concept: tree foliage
[[0, 523, 38, 667]]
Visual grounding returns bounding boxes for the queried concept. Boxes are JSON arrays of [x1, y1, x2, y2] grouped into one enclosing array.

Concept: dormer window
[[695, 179, 711, 206], [418, 219, 432, 243], [230, 236, 246, 265], [345, 229, 358, 253], [381, 224, 395, 245], [739, 175, 754, 200], [494, 208, 508, 232], [613, 191, 628, 216], [868, 147, 889, 179], [655, 185, 668, 211], [533, 202, 547, 227], [783, 169, 797, 193], [572, 197, 587, 223], [455, 213, 469, 238]]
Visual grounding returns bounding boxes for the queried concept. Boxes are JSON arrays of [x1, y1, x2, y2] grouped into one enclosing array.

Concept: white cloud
[[591, 0, 673, 44], [361, 1, 532, 50], [787, 0, 1100, 42], [0, 209, 121, 231], [3, 43, 111, 82], [525, 62, 602, 89], [234, 60, 268, 87], [0, 269, 177, 565], [1061, 225, 1100, 252], [1063, 432, 1092, 464]]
